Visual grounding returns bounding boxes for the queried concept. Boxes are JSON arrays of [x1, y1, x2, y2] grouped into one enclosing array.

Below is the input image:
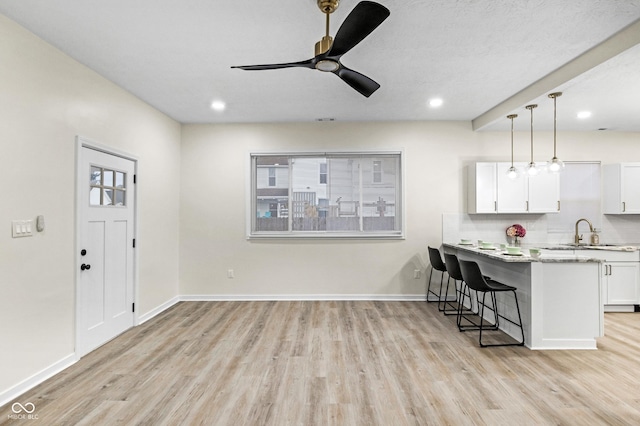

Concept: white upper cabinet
[[468, 162, 560, 214], [496, 162, 528, 213], [603, 163, 640, 214], [528, 163, 561, 213], [468, 162, 497, 213]]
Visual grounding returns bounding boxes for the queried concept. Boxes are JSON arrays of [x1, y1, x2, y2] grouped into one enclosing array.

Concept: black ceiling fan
[[231, 1, 390, 98]]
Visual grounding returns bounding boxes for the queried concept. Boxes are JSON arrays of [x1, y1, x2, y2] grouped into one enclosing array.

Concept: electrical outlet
[[413, 269, 421, 279], [227, 269, 234, 279]]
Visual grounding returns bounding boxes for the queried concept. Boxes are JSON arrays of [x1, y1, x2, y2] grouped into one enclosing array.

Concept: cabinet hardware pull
[[557, 200, 560, 211], [494, 201, 497, 212], [623, 201, 626, 212], [526, 201, 529, 211]]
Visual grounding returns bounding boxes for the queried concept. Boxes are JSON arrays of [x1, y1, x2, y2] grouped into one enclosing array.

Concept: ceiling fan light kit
[[231, 1, 390, 97]]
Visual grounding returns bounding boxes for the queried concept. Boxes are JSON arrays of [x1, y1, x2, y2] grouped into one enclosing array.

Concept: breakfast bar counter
[[443, 243, 604, 350]]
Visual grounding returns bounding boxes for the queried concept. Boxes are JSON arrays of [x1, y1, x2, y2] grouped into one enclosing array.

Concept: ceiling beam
[[472, 18, 640, 131]]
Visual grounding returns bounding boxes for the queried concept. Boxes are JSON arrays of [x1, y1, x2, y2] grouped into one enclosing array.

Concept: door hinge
[[133, 174, 137, 184], [132, 302, 135, 313], [133, 238, 136, 248]]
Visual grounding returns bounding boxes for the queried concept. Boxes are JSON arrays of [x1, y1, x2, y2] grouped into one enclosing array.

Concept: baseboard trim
[[0, 353, 76, 408], [180, 294, 426, 302], [138, 296, 180, 325]]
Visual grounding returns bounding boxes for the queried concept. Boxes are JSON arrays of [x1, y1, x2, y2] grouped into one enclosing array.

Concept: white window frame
[[248, 150, 404, 239]]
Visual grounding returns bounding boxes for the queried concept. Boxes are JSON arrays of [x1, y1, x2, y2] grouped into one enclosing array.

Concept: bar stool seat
[[458, 259, 525, 348]]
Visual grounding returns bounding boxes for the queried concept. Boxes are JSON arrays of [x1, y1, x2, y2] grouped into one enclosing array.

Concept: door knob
[[81, 263, 91, 271]]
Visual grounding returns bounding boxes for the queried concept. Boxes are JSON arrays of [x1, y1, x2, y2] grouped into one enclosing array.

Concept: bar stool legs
[[458, 259, 525, 348]]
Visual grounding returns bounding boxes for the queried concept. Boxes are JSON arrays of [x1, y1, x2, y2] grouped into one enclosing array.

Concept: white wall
[[180, 123, 640, 298], [180, 121, 476, 297], [0, 15, 181, 397]]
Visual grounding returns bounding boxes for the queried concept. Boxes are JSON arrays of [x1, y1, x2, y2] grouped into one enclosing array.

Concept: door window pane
[[115, 172, 125, 188], [89, 166, 127, 207], [103, 170, 114, 187], [90, 167, 102, 185]]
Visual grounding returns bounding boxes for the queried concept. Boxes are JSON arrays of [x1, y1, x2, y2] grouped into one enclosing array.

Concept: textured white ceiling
[[1, 0, 639, 131]]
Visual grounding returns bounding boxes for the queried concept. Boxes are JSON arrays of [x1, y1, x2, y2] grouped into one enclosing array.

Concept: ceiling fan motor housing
[[315, 36, 333, 56]]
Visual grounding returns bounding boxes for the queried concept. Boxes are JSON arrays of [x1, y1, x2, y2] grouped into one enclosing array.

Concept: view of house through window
[[252, 152, 402, 236]]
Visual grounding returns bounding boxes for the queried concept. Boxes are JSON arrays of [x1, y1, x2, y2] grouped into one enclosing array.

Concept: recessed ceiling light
[[577, 111, 592, 119], [211, 100, 226, 111], [429, 98, 443, 108]]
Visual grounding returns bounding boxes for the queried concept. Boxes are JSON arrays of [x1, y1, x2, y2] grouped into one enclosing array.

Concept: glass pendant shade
[[506, 114, 519, 179], [548, 92, 564, 173], [549, 156, 564, 172], [507, 166, 520, 179]]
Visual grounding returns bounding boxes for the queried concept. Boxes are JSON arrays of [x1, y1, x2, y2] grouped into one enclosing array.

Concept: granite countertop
[[443, 243, 602, 263], [539, 243, 639, 252]]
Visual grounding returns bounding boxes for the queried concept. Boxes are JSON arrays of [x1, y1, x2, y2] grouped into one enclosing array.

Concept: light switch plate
[[12, 220, 34, 238]]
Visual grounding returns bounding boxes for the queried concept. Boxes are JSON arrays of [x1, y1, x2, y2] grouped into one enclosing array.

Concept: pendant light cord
[[553, 95, 557, 156], [525, 104, 537, 164], [507, 114, 517, 167]]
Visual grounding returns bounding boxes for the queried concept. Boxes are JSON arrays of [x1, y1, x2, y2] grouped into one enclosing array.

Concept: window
[[90, 166, 126, 206], [373, 160, 382, 183], [250, 152, 403, 238], [268, 167, 276, 186], [319, 162, 327, 184]]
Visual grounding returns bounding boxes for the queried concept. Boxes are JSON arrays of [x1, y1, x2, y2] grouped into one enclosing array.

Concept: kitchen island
[[443, 243, 604, 350]]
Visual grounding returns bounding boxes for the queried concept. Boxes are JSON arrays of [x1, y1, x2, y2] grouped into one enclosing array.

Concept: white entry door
[[77, 145, 136, 357]]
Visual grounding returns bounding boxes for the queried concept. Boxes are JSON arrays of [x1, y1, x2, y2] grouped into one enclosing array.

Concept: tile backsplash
[[443, 213, 640, 246]]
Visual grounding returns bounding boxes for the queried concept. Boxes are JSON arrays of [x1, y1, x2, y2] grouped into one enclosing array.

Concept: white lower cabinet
[[603, 262, 640, 305], [583, 250, 640, 308]]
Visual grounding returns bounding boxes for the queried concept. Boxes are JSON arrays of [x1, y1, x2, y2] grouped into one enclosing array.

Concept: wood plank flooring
[[2, 301, 640, 425]]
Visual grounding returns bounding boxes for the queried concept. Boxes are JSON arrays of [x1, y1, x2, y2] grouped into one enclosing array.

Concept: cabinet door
[[528, 164, 560, 213], [496, 162, 528, 213], [605, 262, 640, 305], [622, 164, 640, 213], [468, 163, 497, 213]]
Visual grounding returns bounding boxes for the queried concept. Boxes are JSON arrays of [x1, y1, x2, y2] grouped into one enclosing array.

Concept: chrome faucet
[[574, 218, 594, 244]]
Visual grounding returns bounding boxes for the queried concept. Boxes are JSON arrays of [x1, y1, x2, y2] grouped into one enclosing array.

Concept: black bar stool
[[458, 260, 525, 348], [426, 246, 448, 307], [443, 253, 476, 317]]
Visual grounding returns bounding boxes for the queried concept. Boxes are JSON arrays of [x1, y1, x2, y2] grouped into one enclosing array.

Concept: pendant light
[[548, 92, 565, 172], [506, 114, 519, 179], [525, 104, 538, 176]]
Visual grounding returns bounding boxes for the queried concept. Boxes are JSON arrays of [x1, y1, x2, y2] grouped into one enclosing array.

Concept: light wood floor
[[2, 301, 640, 425]]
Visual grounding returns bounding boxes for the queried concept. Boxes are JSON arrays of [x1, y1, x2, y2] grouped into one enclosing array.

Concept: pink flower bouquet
[[506, 224, 526, 238]]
